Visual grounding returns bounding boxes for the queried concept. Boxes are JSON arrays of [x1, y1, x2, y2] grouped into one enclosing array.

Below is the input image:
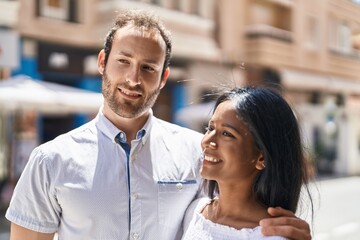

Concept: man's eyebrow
[[143, 59, 161, 65], [115, 50, 132, 57], [116, 51, 161, 65]]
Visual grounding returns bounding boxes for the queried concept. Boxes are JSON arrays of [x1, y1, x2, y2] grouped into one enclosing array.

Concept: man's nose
[[126, 66, 141, 85]]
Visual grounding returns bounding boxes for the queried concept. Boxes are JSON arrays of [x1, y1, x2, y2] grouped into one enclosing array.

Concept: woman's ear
[[98, 49, 105, 75], [255, 153, 265, 170]]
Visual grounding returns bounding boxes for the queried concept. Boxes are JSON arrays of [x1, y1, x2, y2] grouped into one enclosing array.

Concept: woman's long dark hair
[[202, 86, 313, 214]]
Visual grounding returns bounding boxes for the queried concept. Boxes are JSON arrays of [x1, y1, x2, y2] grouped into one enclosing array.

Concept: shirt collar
[[95, 106, 153, 144]]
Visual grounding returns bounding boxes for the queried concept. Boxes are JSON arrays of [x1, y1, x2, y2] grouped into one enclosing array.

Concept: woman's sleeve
[[182, 197, 205, 233]]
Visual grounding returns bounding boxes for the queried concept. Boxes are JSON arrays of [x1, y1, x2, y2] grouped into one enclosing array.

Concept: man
[[6, 10, 311, 240]]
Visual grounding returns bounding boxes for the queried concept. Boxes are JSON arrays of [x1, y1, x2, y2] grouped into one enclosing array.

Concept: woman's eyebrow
[[222, 123, 242, 135]]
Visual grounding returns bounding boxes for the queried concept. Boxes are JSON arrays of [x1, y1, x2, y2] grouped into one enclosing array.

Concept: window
[[39, 0, 69, 20], [328, 18, 352, 54], [305, 15, 320, 50], [339, 22, 352, 53], [37, 0, 79, 23], [245, 0, 293, 42]]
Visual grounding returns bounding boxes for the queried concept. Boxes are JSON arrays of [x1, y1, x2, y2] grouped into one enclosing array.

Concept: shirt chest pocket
[[157, 180, 199, 231], [158, 180, 198, 192]]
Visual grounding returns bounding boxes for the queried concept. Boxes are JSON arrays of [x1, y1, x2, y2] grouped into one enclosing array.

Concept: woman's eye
[[224, 132, 235, 138], [204, 126, 235, 138], [204, 126, 213, 133], [222, 131, 235, 138]]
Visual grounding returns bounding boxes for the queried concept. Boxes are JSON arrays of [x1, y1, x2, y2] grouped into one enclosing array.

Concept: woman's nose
[[209, 141, 217, 149], [202, 133, 217, 149]]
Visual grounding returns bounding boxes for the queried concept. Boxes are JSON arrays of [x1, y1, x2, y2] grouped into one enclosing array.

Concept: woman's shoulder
[[193, 197, 212, 212], [183, 197, 211, 233]]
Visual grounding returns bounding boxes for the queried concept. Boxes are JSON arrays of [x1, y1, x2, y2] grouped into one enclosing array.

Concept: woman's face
[[201, 100, 263, 184]]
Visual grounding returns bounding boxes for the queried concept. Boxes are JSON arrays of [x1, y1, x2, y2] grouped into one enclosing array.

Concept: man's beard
[[102, 70, 162, 118]]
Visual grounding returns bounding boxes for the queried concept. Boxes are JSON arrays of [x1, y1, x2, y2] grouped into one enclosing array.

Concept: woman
[[182, 87, 313, 239]]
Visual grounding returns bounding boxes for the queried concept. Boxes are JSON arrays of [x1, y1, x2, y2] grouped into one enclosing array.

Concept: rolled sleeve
[[5, 147, 60, 233]]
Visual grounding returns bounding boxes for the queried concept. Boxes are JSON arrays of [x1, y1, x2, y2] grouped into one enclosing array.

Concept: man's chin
[[116, 107, 148, 119]]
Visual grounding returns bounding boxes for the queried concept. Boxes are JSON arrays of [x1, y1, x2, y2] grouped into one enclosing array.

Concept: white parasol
[[0, 75, 103, 114]]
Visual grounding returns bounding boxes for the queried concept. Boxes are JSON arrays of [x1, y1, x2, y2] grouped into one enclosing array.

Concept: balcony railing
[[244, 24, 293, 43]]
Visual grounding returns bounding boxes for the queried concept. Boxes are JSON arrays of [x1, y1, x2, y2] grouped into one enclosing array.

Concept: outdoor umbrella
[[0, 75, 103, 114]]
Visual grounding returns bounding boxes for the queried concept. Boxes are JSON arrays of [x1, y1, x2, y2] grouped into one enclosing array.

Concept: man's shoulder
[[40, 119, 98, 150]]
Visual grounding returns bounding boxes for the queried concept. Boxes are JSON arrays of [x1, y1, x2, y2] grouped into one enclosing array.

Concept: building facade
[[214, 0, 360, 175]]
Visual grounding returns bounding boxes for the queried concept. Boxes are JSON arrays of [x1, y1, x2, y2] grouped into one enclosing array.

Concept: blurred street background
[[1, 0, 360, 239]]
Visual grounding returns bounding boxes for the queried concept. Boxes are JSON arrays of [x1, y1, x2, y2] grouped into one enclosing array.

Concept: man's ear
[[160, 67, 170, 89], [98, 49, 105, 75], [255, 153, 266, 171]]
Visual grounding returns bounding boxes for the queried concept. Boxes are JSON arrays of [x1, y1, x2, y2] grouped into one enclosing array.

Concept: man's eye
[[119, 59, 129, 64], [143, 65, 155, 72]]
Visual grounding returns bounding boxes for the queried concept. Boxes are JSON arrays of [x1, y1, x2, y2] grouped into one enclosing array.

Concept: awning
[[280, 69, 360, 95]]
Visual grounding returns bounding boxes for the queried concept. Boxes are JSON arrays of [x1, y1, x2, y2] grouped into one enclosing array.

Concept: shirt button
[[119, 132, 125, 139], [132, 233, 139, 240], [132, 193, 138, 200], [176, 183, 183, 190]]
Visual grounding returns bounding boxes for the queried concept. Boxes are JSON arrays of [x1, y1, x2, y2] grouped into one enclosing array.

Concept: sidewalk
[[0, 204, 10, 240]]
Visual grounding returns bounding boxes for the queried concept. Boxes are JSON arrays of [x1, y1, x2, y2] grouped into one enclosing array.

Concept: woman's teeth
[[204, 155, 221, 163]]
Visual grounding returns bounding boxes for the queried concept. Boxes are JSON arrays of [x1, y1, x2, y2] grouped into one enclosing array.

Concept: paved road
[[303, 176, 360, 240], [1, 176, 359, 239], [0, 233, 9, 240], [0, 206, 9, 240]]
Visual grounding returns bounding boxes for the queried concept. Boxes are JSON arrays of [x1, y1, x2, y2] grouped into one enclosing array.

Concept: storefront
[[280, 68, 360, 175]]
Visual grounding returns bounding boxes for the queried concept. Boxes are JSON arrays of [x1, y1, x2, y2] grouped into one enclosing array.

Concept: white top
[[6, 109, 203, 240], [182, 198, 288, 240]]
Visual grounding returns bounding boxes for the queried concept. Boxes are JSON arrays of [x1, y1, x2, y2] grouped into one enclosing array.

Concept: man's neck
[[103, 105, 150, 144]]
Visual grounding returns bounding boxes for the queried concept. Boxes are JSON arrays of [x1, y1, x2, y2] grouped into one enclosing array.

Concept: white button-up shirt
[[6, 109, 203, 240]]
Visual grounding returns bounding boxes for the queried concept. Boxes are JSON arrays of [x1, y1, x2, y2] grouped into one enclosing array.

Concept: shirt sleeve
[[5, 146, 61, 233]]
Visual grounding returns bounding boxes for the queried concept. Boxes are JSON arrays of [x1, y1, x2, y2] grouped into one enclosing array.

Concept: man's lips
[[118, 87, 142, 98]]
